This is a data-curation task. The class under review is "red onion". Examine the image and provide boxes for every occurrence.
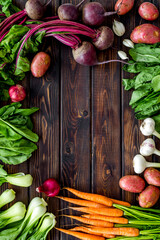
[36,178,60,197]
[9,84,26,102]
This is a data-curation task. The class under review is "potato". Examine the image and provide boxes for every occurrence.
[115,0,134,15]
[119,175,145,193]
[31,52,51,78]
[130,24,160,44]
[138,2,159,21]
[144,168,160,186]
[139,185,160,208]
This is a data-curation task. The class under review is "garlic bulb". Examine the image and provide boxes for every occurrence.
[140,118,160,139]
[133,154,160,174]
[140,138,160,156]
[112,20,125,37]
[123,39,134,48]
[118,51,128,60]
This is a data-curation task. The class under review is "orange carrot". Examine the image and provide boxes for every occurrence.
[110,198,131,207]
[70,226,116,238]
[82,214,128,224]
[69,206,124,217]
[83,226,140,237]
[64,215,114,227]
[56,196,106,208]
[56,228,105,240]
[64,187,113,206]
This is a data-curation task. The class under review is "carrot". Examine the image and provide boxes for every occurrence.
[110,198,131,207]
[64,187,113,206]
[56,196,106,208]
[82,214,128,224]
[70,226,116,238]
[55,228,105,240]
[64,215,114,227]
[83,226,140,237]
[69,206,124,217]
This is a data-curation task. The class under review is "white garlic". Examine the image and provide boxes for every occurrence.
[140,138,160,156]
[118,51,128,60]
[123,39,134,48]
[112,20,125,37]
[140,118,160,139]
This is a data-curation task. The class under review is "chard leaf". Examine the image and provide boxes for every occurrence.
[0,0,20,17]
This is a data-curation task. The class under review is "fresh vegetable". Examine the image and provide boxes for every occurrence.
[144,168,160,187]
[130,24,160,44]
[115,0,134,15]
[0,102,39,164]
[31,52,51,78]
[92,26,114,50]
[25,0,50,20]
[0,164,33,187]
[58,0,85,21]
[123,39,134,48]
[56,228,106,240]
[64,215,114,227]
[82,214,128,224]
[69,206,124,216]
[9,84,26,102]
[82,2,116,26]
[140,118,160,138]
[119,175,145,193]
[138,185,160,208]
[140,138,160,157]
[112,20,125,37]
[70,226,115,238]
[133,154,160,174]
[138,2,159,21]
[36,178,60,197]
[118,51,129,60]
[0,189,16,208]
[57,196,106,207]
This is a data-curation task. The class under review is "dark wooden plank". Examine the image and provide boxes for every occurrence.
[91,0,121,200]
[60,1,91,238]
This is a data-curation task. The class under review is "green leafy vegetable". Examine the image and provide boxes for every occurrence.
[0,189,15,208]
[0,0,20,17]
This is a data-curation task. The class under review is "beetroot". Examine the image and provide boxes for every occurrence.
[82,2,116,26]
[25,0,51,20]
[9,85,26,102]
[93,26,114,50]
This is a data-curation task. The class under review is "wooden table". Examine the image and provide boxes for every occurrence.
[4,0,159,239]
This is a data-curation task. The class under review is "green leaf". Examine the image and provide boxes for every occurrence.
[0,0,20,17]
[129,85,152,106]
[152,75,160,92]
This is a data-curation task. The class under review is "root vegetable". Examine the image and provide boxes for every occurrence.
[144,168,160,187]
[119,175,145,193]
[93,26,114,50]
[82,214,128,224]
[115,0,134,15]
[31,52,51,78]
[82,2,116,26]
[138,2,159,21]
[58,0,85,21]
[36,178,60,197]
[9,85,26,102]
[25,0,51,20]
[139,185,160,208]
[130,24,160,44]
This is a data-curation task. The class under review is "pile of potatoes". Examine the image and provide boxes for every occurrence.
[119,168,160,208]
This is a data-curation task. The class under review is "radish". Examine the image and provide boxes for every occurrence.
[9,85,26,102]
[82,2,117,26]
[58,0,86,21]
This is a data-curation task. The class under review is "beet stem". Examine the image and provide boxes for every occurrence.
[43,0,52,7]
[95,60,131,65]
[76,0,86,8]
[104,11,117,17]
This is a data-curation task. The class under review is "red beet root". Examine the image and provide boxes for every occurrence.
[36,178,60,197]
[9,84,26,102]
[93,26,114,50]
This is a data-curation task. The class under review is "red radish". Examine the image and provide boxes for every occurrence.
[82,2,117,26]
[138,2,159,21]
[115,0,134,15]
[93,26,114,50]
[72,41,129,66]
[9,85,26,102]
[31,52,51,78]
[36,178,60,197]
[139,185,160,208]
[130,24,160,44]
[58,0,86,21]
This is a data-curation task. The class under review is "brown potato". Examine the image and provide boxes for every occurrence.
[144,168,160,187]
[139,185,160,208]
[31,52,51,78]
[119,175,145,193]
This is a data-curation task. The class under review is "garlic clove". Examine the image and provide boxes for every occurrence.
[118,51,129,60]
[123,39,134,48]
[112,20,125,37]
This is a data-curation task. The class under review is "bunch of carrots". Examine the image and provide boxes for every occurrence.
[55,188,139,240]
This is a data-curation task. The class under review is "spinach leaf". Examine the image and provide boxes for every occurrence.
[129,85,152,107]
[123,77,136,90]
